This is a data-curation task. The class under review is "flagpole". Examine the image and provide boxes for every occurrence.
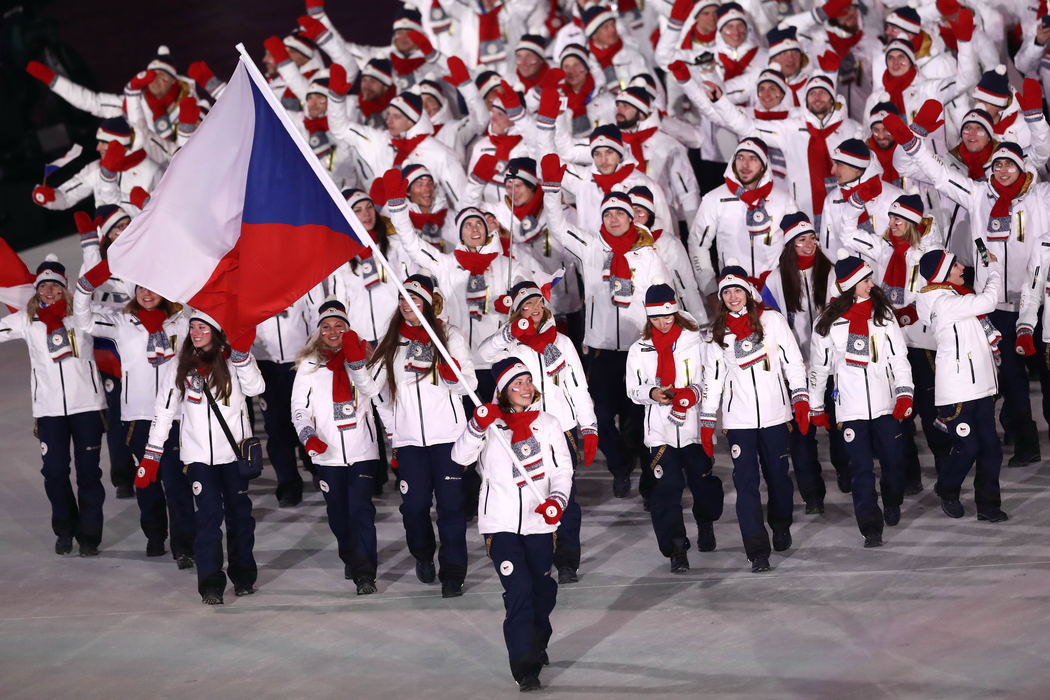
[234,45,551,504]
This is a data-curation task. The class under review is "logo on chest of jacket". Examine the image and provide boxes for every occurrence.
[500,560,514,576]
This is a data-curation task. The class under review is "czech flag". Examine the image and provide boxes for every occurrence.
[107,52,368,341]
[0,237,36,312]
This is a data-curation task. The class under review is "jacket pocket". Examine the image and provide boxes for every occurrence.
[483,479,490,515]
[727,381,734,413]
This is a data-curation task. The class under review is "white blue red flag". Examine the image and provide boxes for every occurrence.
[107,55,367,340]
[43,144,83,180]
[0,237,36,312]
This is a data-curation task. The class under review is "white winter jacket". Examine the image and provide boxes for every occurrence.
[41,158,163,212]
[253,289,324,364]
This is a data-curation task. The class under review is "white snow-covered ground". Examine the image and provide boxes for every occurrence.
[2,236,1049,699]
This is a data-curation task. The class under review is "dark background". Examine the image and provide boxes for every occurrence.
[1,0,397,251]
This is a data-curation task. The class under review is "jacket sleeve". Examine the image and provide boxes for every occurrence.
[688,195,719,295]
[699,341,726,425]
[1026,105,1050,172]
[290,365,318,445]
[276,60,310,102]
[546,419,573,509]
[626,342,661,405]
[451,418,486,466]
[436,146,470,211]
[808,329,833,413]
[349,362,383,399]
[389,201,455,269]
[51,75,125,118]
[934,262,1003,320]
[560,338,597,431]
[443,325,479,395]
[772,312,808,403]
[542,189,596,264]
[47,163,97,210]
[146,361,180,458]
[885,320,914,397]
[72,283,122,338]
[897,137,979,209]
[1018,242,1049,332]
[838,194,885,264]
[477,325,512,364]
[661,235,706,322]
[668,143,701,225]
[234,353,266,397]
[0,312,26,344]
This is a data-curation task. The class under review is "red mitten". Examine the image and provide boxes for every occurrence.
[1016,332,1036,356]
[382,168,407,202]
[305,436,328,456]
[537,67,566,91]
[26,60,56,86]
[178,96,200,126]
[882,113,916,146]
[668,60,691,83]
[369,176,388,207]
[74,211,97,236]
[297,15,328,42]
[669,0,694,24]
[32,184,55,205]
[893,395,914,420]
[130,186,150,210]
[438,357,461,383]
[100,141,128,173]
[443,56,471,87]
[472,403,502,431]
[406,30,435,59]
[472,153,499,183]
[937,0,961,14]
[856,177,883,203]
[305,0,325,14]
[820,0,852,19]
[1018,78,1044,117]
[583,430,598,466]
[895,304,917,327]
[817,50,842,72]
[794,400,811,435]
[390,448,398,471]
[264,36,291,64]
[329,63,351,96]
[497,80,522,114]
[671,385,700,410]
[950,7,974,42]
[700,425,714,457]
[187,61,217,89]
[344,332,369,363]
[84,260,111,289]
[135,456,160,489]
[537,84,562,125]
[510,316,533,339]
[540,153,566,188]
[535,498,563,525]
[811,412,832,429]
[912,99,944,135]
[128,69,156,91]
[231,327,257,353]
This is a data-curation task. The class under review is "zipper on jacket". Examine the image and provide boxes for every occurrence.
[484,478,490,515]
[863,367,872,420]
[727,380,734,413]
[968,353,975,383]
[59,363,68,416]
[369,289,377,339]
[615,307,621,350]
[125,371,129,404]
[953,325,960,368]
[415,380,427,446]
[88,361,97,393]
[517,486,523,535]
[589,296,595,329]
[276,314,285,362]
[448,393,459,422]
[33,369,38,402]
[750,369,760,426]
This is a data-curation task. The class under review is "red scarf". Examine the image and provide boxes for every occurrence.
[599,224,639,282]
[938,23,958,53]
[682,27,716,49]
[359,84,396,119]
[589,37,623,69]
[517,62,549,92]
[725,309,759,339]
[390,51,426,77]
[593,163,636,194]
[883,234,912,294]
[797,253,816,270]
[137,308,168,334]
[303,116,329,133]
[843,298,873,361]
[651,322,682,386]
[993,111,1019,136]
[827,29,863,57]
[325,346,355,404]
[621,128,657,169]
[650,227,664,241]
[358,226,380,261]
[478,5,503,64]
[502,409,539,442]
[881,66,917,116]
[37,301,67,334]
[725,176,773,208]
[391,133,428,166]
[719,47,758,81]
[488,132,522,161]
[409,209,448,230]
[991,174,1025,219]
[956,142,993,180]
[144,82,181,121]
[508,190,543,220]
[869,137,900,182]
[454,250,498,275]
[787,79,806,107]
[517,318,559,356]
[755,108,789,120]
[564,73,596,118]
[806,122,838,214]
[399,320,431,343]
[117,149,148,171]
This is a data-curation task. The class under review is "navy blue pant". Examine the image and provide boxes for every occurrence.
[904,348,953,480]
[102,371,134,489]
[553,430,582,571]
[127,420,195,557]
[186,462,257,596]
[317,461,378,581]
[726,424,793,560]
[989,311,1037,435]
[585,349,644,477]
[257,361,303,503]
[789,380,847,499]
[397,443,468,583]
[37,411,106,548]
[487,531,557,682]
[936,397,1003,512]
[648,442,724,557]
[841,415,906,536]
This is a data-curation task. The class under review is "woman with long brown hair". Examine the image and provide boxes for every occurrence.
[809,253,914,548]
[75,257,194,567]
[138,310,264,605]
[0,256,107,557]
[699,262,810,573]
[368,272,477,598]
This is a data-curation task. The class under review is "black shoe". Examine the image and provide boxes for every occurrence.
[234,585,256,597]
[55,536,73,555]
[805,497,824,515]
[1007,448,1041,468]
[79,544,99,557]
[884,506,901,527]
[772,529,792,552]
[642,497,651,512]
[518,675,541,692]
[540,651,549,666]
[176,554,195,570]
[863,532,883,548]
[115,485,135,499]
[836,472,852,494]
[751,555,771,573]
[441,581,463,598]
[416,560,436,584]
[670,551,689,574]
[201,590,224,605]
[146,539,167,557]
[977,508,1009,523]
[941,498,964,519]
[904,479,924,496]
[277,497,301,508]
[612,474,630,498]
[557,566,578,584]
[344,564,353,580]
[696,522,716,552]
[356,578,378,595]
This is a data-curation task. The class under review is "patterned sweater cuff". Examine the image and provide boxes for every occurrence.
[297,426,318,445]
[230,349,250,365]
